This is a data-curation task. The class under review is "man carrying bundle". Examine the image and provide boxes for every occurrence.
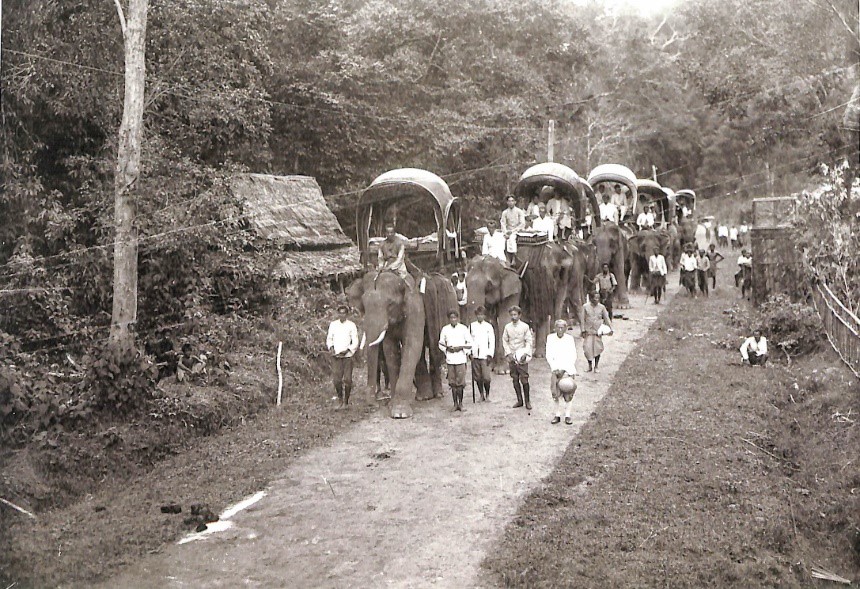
[546,319,578,425]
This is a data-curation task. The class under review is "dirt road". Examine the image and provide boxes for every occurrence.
[102,281,676,589]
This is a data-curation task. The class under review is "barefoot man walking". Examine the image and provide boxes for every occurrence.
[546,319,578,425]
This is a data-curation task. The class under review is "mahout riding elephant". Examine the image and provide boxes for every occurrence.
[463,255,522,373]
[590,221,630,308]
[627,228,671,291]
[347,270,456,418]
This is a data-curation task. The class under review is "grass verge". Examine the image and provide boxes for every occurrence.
[482,276,859,588]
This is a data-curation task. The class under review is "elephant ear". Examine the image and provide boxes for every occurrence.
[346,277,365,314]
[500,268,522,301]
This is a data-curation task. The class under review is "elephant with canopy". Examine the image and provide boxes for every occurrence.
[628,178,674,290]
[588,164,639,308]
[503,163,601,356]
[350,169,460,419]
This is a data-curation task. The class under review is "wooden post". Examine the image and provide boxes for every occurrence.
[547,120,555,163]
[109,0,148,354]
[276,341,283,406]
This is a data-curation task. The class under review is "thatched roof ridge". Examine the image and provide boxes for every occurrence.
[232,173,351,248]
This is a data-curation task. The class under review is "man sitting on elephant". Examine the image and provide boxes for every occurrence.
[482,219,507,263]
[501,195,527,265]
[378,223,410,283]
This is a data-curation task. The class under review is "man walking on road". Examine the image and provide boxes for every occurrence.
[648,250,668,304]
[706,243,724,290]
[326,305,360,410]
[502,306,534,410]
[546,319,578,425]
[469,306,495,401]
[594,263,617,318]
[580,291,612,373]
[439,310,473,411]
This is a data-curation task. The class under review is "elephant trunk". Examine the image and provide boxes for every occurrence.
[464,275,489,324]
[363,319,388,393]
[586,187,601,228]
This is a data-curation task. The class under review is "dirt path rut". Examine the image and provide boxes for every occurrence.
[103,282,676,589]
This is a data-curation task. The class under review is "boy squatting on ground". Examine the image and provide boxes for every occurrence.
[439,310,473,411]
[326,305,360,409]
[503,305,534,410]
[546,319,578,425]
[740,329,768,367]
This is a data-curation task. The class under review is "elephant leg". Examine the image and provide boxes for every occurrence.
[614,252,630,308]
[390,292,426,419]
[366,346,384,399]
[428,346,445,399]
[382,338,401,403]
[414,346,435,401]
[534,315,549,358]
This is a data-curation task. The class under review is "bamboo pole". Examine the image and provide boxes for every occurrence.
[276,341,283,406]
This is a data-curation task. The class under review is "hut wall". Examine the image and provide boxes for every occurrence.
[750,227,800,306]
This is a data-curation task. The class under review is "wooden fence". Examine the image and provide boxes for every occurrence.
[811,282,860,378]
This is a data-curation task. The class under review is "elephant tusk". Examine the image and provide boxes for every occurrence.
[367,329,387,348]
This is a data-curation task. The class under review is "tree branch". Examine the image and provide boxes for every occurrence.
[113,0,128,38]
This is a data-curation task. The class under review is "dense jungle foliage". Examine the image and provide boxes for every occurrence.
[1,0,858,439]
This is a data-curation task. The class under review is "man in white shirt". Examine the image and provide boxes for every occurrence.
[612,184,628,220]
[729,226,740,250]
[546,187,573,241]
[531,203,555,241]
[482,220,507,263]
[679,245,699,295]
[439,310,473,411]
[717,224,729,247]
[740,329,768,366]
[451,270,468,308]
[648,252,668,304]
[469,306,495,401]
[500,196,526,263]
[735,248,752,287]
[636,205,656,230]
[546,319,578,425]
[599,193,620,225]
[326,305,360,409]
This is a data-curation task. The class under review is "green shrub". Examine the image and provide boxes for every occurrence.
[755,294,824,357]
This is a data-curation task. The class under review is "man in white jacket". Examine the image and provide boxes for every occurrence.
[326,305,360,409]
[546,319,578,425]
[439,310,473,411]
[469,306,495,401]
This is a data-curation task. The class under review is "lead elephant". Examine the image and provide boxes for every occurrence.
[679,218,697,249]
[590,222,630,308]
[347,270,456,418]
[667,222,681,270]
[463,256,522,373]
[628,228,670,291]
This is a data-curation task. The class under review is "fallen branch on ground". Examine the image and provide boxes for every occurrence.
[739,438,799,470]
[0,497,37,519]
[810,564,852,584]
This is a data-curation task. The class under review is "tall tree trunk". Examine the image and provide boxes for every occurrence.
[110,0,148,354]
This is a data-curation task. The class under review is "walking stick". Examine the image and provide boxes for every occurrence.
[471,359,476,403]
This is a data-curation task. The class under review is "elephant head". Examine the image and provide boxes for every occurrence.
[679,218,697,246]
[348,271,428,418]
[631,228,668,260]
[464,256,521,372]
[464,256,521,322]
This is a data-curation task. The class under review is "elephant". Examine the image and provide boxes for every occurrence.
[347,270,456,418]
[667,222,681,270]
[590,221,630,308]
[463,255,522,373]
[627,228,671,291]
[679,218,698,249]
[517,241,594,357]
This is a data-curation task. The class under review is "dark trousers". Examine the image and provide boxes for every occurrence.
[749,353,768,366]
[331,356,354,389]
[697,270,709,295]
[600,291,614,319]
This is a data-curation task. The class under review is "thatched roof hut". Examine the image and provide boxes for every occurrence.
[231,174,360,281]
